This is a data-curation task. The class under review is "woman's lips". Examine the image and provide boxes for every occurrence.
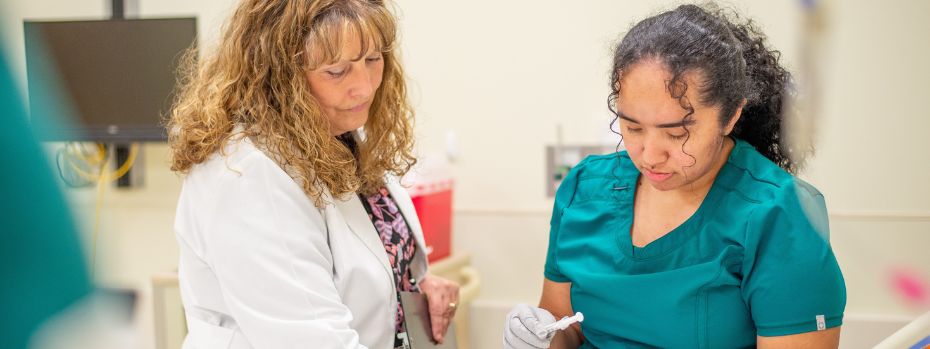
[346,101,369,112]
[643,169,673,182]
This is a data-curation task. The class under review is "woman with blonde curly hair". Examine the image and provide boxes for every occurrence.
[168,0,459,348]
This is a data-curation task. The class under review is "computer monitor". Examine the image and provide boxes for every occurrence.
[24,17,196,141]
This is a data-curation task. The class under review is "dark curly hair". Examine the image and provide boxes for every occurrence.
[608,3,803,173]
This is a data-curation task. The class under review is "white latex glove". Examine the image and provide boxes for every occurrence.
[502,304,558,349]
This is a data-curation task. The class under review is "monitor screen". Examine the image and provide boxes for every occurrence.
[24,18,196,141]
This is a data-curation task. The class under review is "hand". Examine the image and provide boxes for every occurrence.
[503,304,557,349]
[417,273,460,344]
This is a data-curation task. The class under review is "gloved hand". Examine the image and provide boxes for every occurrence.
[502,304,558,349]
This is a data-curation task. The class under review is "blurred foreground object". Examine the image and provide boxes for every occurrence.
[0,36,92,348]
[29,289,138,349]
[783,0,830,167]
[874,311,930,349]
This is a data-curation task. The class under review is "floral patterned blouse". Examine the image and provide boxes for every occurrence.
[359,187,420,344]
[339,132,421,346]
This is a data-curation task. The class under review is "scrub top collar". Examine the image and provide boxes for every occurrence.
[612,139,749,260]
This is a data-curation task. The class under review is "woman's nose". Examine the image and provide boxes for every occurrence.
[347,66,374,99]
[640,136,668,168]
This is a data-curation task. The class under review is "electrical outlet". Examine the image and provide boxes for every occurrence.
[545,144,616,197]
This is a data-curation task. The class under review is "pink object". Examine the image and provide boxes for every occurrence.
[890,267,930,308]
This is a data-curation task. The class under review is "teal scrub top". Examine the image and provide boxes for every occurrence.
[544,139,846,348]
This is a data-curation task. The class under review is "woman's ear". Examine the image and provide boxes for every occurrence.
[724,98,747,136]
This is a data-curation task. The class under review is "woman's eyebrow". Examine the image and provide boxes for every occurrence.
[656,119,695,128]
[619,111,694,128]
[618,112,640,124]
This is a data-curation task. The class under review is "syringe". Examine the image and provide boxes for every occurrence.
[534,312,584,337]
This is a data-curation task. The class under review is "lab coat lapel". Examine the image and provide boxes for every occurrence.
[346,129,428,278]
[385,179,430,279]
[333,194,392,279]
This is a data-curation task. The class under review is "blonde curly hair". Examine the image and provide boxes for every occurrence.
[168,0,415,207]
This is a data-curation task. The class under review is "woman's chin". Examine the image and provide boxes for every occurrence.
[643,176,681,191]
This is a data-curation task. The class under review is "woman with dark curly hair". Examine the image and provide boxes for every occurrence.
[504,4,845,348]
[168,0,458,348]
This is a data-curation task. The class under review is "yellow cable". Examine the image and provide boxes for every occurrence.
[91,153,107,280]
[63,143,106,181]
[65,142,107,168]
[105,143,139,182]
[65,143,140,182]
[78,142,107,165]
[66,157,104,181]
[64,143,140,280]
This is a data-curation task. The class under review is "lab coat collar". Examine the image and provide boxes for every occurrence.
[384,178,430,280]
[335,128,429,282]
[331,178,430,284]
[332,192,393,279]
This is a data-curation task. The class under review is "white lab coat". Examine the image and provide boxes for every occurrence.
[173,134,429,349]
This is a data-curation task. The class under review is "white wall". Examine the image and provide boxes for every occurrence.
[803,0,930,215]
[2,0,928,348]
[401,0,802,213]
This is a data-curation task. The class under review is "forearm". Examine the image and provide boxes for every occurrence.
[539,279,580,349]
[548,326,582,349]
